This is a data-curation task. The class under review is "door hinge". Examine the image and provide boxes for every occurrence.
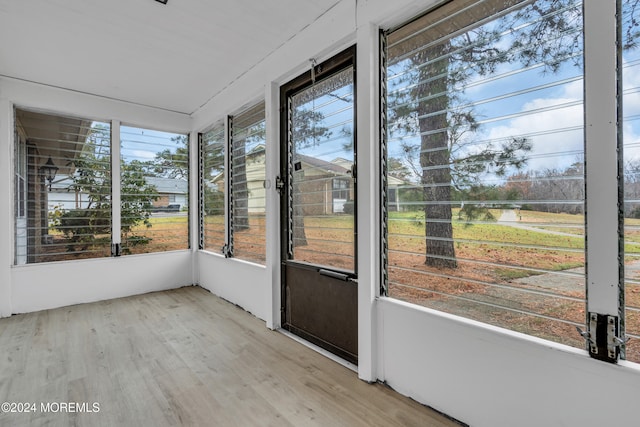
[275,176,286,194]
[576,313,629,363]
[221,244,232,258]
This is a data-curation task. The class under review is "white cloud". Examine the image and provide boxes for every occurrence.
[124,149,156,162]
[483,80,584,172]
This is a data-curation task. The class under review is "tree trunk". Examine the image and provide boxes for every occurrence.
[292,177,307,247]
[415,43,457,269]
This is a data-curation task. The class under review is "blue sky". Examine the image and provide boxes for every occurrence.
[385,1,589,186]
[119,126,187,164]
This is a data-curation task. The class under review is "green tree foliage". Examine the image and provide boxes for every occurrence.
[388,157,412,181]
[233,117,265,231]
[56,125,158,254]
[386,0,592,268]
[154,135,189,179]
[291,104,333,246]
[202,139,225,217]
[120,160,159,251]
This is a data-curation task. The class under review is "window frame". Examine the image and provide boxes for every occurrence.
[13,109,191,264]
[379,0,626,363]
[203,101,267,264]
[228,99,267,265]
[13,107,114,264]
[198,120,227,253]
[118,124,190,255]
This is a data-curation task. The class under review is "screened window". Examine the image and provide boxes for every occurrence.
[622,0,640,363]
[286,65,357,272]
[14,108,112,263]
[201,122,226,252]
[229,103,266,264]
[383,0,585,348]
[120,126,189,254]
[333,178,350,203]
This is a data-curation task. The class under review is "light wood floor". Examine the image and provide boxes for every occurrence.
[0,286,460,427]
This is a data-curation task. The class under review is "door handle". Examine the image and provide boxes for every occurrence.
[319,269,351,281]
[347,164,356,183]
[275,176,285,194]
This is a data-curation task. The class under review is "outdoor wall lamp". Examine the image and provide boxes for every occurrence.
[40,156,58,191]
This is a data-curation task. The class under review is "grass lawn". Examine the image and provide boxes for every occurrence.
[42,208,640,362]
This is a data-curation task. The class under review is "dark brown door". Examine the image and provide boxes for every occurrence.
[280,47,358,364]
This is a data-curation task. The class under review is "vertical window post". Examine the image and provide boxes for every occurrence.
[111,120,121,256]
[224,115,233,257]
[583,0,625,361]
[198,132,205,250]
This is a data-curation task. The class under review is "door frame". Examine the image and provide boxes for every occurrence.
[279,46,358,363]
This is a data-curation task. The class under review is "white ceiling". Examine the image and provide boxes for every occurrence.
[0,0,341,115]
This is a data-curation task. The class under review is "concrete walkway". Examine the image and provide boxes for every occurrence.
[513,267,584,293]
[496,209,640,287]
[497,209,582,238]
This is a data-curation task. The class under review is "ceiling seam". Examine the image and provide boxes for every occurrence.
[190,0,345,117]
[0,74,192,117]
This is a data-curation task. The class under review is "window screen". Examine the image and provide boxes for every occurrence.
[14,109,112,264]
[230,103,266,264]
[383,0,585,348]
[120,126,189,254]
[201,121,226,252]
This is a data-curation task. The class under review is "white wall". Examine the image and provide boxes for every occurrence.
[197,252,267,321]
[0,76,194,316]
[1,77,192,133]
[11,252,192,314]
[379,298,640,427]
[0,98,13,317]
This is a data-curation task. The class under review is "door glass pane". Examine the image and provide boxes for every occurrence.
[384,0,585,348]
[289,67,355,272]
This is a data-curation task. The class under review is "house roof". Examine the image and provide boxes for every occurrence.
[16,109,92,177]
[146,177,188,194]
[295,154,350,175]
[50,175,188,194]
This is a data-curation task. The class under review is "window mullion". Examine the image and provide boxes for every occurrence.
[198,133,205,250]
[583,0,623,353]
[111,120,122,255]
[225,115,233,257]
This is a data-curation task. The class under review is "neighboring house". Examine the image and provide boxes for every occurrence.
[14,110,91,264]
[210,146,359,216]
[386,174,406,212]
[48,175,189,212]
[209,147,407,215]
[48,175,90,211]
[209,145,268,214]
[294,153,353,215]
[145,176,188,210]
